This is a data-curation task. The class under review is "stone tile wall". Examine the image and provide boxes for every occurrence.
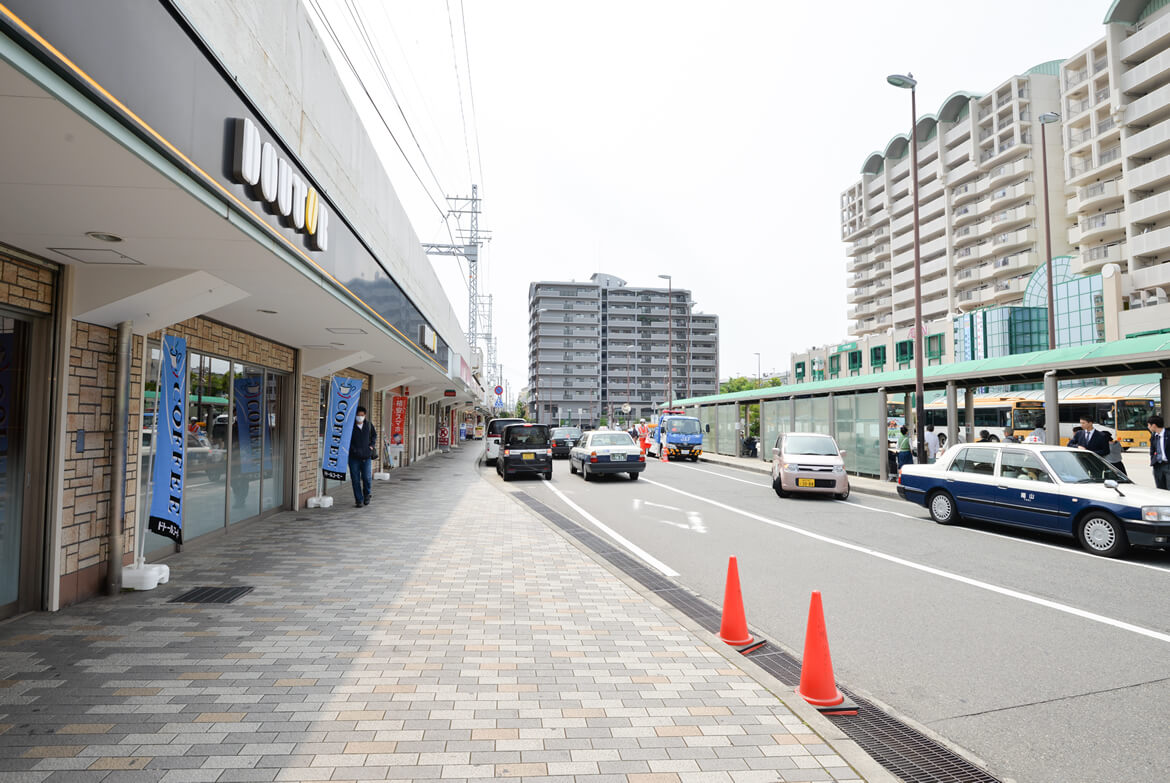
[152,317,295,373]
[295,368,377,506]
[0,253,53,315]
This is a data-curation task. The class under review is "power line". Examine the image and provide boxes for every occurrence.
[304,0,449,220]
[459,0,485,191]
[446,0,475,185]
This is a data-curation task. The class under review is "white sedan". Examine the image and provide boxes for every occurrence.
[569,431,646,481]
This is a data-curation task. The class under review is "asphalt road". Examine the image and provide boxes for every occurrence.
[492,456,1170,783]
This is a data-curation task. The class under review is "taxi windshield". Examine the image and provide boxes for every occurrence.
[1042,450,1132,484]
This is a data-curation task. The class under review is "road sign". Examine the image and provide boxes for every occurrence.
[494,385,503,395]
[493,399,504,409]
[621,403,631,414]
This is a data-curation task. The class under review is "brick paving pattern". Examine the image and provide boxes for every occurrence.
[0,448,869,782]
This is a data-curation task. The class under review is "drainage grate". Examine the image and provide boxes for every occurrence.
[168,586,254,604]
[513,488,1003,783]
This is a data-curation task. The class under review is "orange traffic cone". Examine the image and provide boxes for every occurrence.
[719,556,753,646]
[659,444,668,462]
[795,591,857,715]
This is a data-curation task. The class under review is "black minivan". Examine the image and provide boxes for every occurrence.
[497,423,553,481]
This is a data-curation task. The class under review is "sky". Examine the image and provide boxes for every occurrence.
[308,0,1111,398]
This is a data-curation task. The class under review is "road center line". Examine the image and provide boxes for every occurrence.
[541,481,680,577]
[641,476,1170,645]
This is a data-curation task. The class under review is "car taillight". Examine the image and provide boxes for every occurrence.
[590,451,598,463]
[503,449,510,456]
[638,454,645,462]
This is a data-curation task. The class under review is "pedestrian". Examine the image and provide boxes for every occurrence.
[977,429,992,443]
[896,425,913,471]
[1104,432,1128,477]
[936,431,948,456]
[1070,416,1110,459]
[1027,417,1046,444]
[1149,415,1169,490]
[924,425,940,464]
[348,405,377,508]
[1002,427,1019,443]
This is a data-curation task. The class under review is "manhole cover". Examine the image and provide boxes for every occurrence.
[168,586,254,604]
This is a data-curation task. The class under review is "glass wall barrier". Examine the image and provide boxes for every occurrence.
[812,396,832,435]
[700,406,715,452]
[762,400,785,458]
[795,398,813,432]
[855,392,883,476]
[716,404,738,455]
[833,395,857,473]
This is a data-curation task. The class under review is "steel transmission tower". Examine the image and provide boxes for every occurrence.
[423,184,491,363]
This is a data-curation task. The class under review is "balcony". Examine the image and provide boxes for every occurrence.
[1072,242,1126,275]
[873,243,891,260]
[1076,178,1121,212]
[988,252,1036,279]
[990,179,1035,205]
[1120,7,1170,62]
[988,156,1034,189]
[990,206,1032,230]
[1067,125,1093,148]
[992,227,1036,253]
[1065,69,1087,90]
[1098,145,1121,167]
[1122,81,1170,128]
[1131,189,1170,225]
[1129,224,1170,259]
[952,243,982,268]
[1079,211,1123,243]
[988,276,1027,304]
[1126,155,1170,192]
[1125,115,1170,161]
[1067,96,1092,116]
[952,202,978,226]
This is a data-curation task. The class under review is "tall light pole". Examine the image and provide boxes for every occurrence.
[1039,111,1061,350]
[754,352,761,389]
[658,274,673,409]
[888,72,926,465]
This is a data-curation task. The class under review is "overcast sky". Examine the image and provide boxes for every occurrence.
[309,0,1110,396]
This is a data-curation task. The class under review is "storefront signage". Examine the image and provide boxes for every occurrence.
[834,342,858,353]
[231,118,329,252]
[321,377,363,480]
[390,395,408,445]
[148,335,188,544]
[443,389,456,397]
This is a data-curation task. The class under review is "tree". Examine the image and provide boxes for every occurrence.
[515,400,526,419]
[720,375,784,395]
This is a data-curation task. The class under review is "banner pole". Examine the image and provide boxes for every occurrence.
[139,330,166,566]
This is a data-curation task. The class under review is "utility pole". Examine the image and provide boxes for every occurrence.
[423,184,492,369]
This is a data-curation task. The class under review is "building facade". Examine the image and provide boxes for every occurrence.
[0,1,484,618]
[528,273,718,426]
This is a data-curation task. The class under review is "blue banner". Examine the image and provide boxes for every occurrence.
[322,376,363,481]
[149,336,187,543]
[233,375,264,475]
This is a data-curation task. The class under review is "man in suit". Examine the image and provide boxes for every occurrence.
[1150,415,1169,490]
[1070,416,1110,459]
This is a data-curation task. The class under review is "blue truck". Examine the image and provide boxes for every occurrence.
[651,410,704,461]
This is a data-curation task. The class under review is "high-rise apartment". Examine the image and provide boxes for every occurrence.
[528,273,719,426]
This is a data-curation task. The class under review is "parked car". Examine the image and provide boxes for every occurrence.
[770,432,850,500]
[550,426,583,458]
[569,430,645,481]
[140,430,226,481]
[897,442,1170,558]
[484,417,526,466]
[496,423,552,481]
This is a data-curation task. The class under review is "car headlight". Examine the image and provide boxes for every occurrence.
[783,462,797,472]
[832,465,845,475]
[1142,506,1170,523]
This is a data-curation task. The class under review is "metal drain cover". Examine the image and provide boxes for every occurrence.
[168,586,254,604]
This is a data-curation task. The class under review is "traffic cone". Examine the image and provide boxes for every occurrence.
[719,556,753,646]
[659,444,668,462]
[795,591,857,715]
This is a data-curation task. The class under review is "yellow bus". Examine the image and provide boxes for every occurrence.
[1009,384,1161,450]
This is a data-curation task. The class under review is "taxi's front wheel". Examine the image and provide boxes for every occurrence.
[1078,511,1129,558]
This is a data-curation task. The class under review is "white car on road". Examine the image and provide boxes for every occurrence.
[569,431,646,481]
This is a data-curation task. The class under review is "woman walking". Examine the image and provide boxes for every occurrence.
[1105,432,1128,476]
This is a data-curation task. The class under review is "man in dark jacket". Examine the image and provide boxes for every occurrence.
[1070,416,1110,458]
[348,406,378,507]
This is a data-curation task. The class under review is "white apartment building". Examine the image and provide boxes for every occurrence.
[528,273,719,426]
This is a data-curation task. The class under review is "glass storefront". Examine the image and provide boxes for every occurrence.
[0,317,30,614]
[141,342,290,556]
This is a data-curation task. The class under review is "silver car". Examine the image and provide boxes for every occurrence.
[770,432,849,500]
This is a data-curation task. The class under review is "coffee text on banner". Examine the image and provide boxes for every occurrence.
[233,375,264,475]
[322,377,363,481]
[149,335,187,543]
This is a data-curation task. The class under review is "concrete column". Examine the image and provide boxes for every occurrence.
[106,320,132,596]
[878,387,888,483]
[945,381,958,452]
[964,387,975,444]
[1045,371,1060,446]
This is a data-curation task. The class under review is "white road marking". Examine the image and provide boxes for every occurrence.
[643,500,682,511]
[641,477,1170,646]
[672,462,772,487]
[542,481,679,577]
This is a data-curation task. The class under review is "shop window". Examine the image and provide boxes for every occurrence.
[926,334,945,365]
[895,339,914,369]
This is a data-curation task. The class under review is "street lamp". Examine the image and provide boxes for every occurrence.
[1039,111,1061,351]
[754,352,761,389]
[658,274,673,409]
[887,72,926,465]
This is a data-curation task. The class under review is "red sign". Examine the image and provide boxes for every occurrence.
[390,395,408,445]
[439,426,451,446]
[444,389,456,397]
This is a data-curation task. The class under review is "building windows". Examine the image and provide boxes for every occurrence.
[870,345,886,372]
[926,334,944,365]
[795,361,806,382]
[895,340,914,368]
[848,350,863,376]
[829,354,841,378]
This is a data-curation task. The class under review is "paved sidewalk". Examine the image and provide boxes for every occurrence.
[695,453,899,500]
[1,447,887,783]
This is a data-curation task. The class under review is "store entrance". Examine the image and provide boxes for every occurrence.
[0,313,49,620]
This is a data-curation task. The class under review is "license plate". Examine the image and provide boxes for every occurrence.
[797,478,816,487]
[522,453,534,461]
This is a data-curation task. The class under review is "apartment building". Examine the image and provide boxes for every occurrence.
[528,273,719,426]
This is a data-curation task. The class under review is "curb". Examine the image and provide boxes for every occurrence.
[485,471,899,783]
